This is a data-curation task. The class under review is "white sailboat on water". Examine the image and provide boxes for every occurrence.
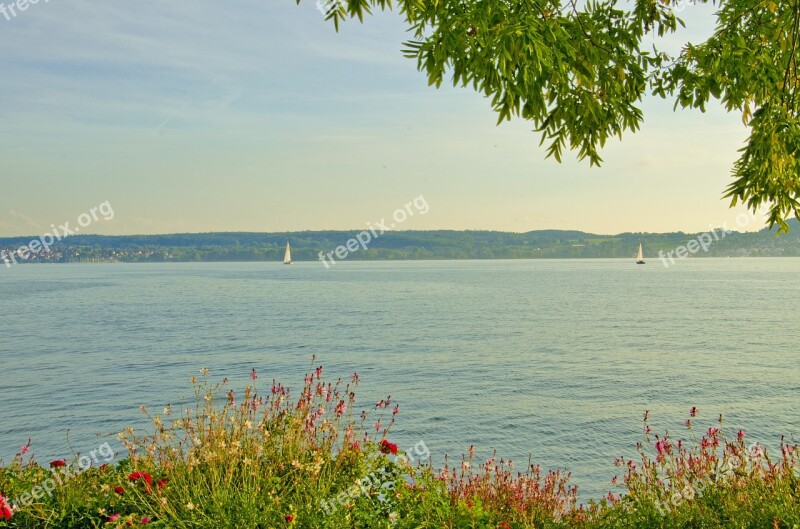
[283,242,293,265]
[635,243,645,265]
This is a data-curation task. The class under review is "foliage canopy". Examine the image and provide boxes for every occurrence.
[300,0,800,231]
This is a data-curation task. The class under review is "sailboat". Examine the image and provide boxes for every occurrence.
[283,242,293,265]
[635,243,645,265]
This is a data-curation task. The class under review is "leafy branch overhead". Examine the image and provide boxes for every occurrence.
[298,0,800,232]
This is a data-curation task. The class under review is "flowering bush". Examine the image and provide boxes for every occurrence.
[1,364,798,529]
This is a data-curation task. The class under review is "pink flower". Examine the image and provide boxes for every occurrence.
[738,430,746,442]
[250,368,258,380]
[108,513,121,523]
[690,406,698,417]
[140,517,151,524]
[334,401,347,417]
[50,459,67,468]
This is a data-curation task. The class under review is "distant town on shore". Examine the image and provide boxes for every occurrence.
[1,221,799,265]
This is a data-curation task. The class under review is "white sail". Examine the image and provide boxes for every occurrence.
[636,243,644,262]
[283,242,292,264]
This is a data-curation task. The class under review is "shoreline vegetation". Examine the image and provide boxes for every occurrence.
[1,363,798,528]
[1,220,800,265]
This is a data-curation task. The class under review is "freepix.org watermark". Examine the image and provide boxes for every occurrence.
[6,442,116,513]
[1,201,115,269]
[657,209,761,268]
[653,442,767,516]
[315,0,341,16]
[318,195,429,268]
[0,0,50,22]
[319,439,430,516]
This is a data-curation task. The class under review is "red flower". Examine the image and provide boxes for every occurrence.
[114,486,125,495]
[157,478,169,490]
[129,472,153,486]
[50,459,67,468]
[379,439,399,455]
[108,513,121,522]
[141,517,151,524]
[690,406,698,417]
[129,471,153,493]
[0,494,13,520]
[251,368,258,380]
[498,523,511,529]
[285,514,294,523]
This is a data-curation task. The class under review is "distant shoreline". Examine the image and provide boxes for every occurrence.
[1,224,798,266]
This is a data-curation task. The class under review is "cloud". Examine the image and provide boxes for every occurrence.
[8,210,40,229]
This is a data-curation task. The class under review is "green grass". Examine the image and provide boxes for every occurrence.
[1,363,798,528]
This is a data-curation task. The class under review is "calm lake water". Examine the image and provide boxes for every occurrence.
[1,259,799,501]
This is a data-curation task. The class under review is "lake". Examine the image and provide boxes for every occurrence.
[1,258,798,501]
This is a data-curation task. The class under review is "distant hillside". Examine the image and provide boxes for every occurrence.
[1,220,799,264]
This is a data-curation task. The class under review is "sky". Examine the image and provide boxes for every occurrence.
[0,0,768,236]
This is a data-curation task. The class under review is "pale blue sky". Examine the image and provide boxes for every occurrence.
[0,1,764,236]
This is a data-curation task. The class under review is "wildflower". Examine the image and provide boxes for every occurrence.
[129,471,153,493]
[285,514,295,523]
[141,517,151,524]
[251,368,258,380]
[50,459,67,468]
[157,479,169,490]
[392,404,400,415]
[499,523,511,529]
[708,427,720,436]
[335,401,347,417]
[0,494,13,520]
[201,368,209,376]
[388,512,399,523]
[186,502,195,510]
[114,486,125,495]
[690,406,698,417]
[738,430,746,442]
[20,441,30,455]
[108,514,121,523]
[380,440,399,455]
